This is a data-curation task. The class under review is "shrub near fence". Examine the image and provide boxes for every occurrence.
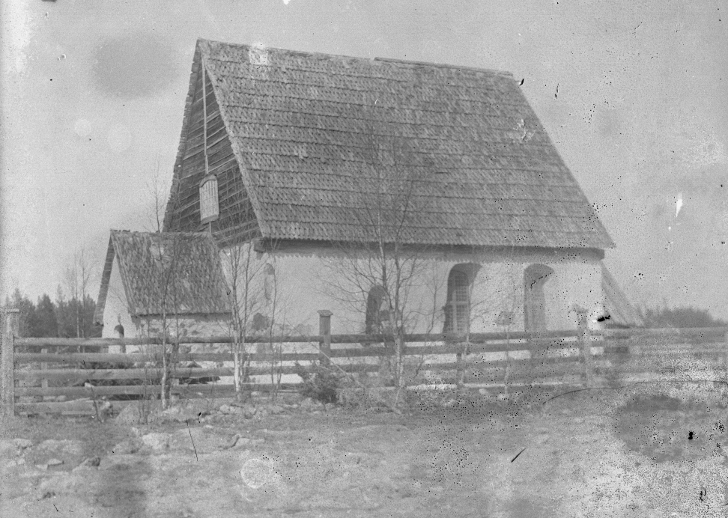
[1,307,727,416]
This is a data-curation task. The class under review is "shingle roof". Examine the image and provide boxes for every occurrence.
[94,231,231,321]
[170,39,613,249]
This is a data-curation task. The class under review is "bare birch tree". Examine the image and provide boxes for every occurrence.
[322,129,436,393]
[223,242,270,401]
[64,248,94,339]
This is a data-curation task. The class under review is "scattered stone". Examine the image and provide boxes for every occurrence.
[299,398,324,410]
[76,456,101,469]
[38,472,84,496]
[535,434,550,445]
[163,400,215,422]
[115,404,153,425]
[240,457,279,489]
[99,455,144,471]
[169,427,233,453]
[37,439,84,456]
[241,403,257,418]
[233,437,252,448]
[267,404,286,415]
[110,438,143,455]
[141,432,170,451]
[0,440,22,459]
[224,434,241,449]
[14,438,33,450]
[4,458,25,468]
[219,404,245,415]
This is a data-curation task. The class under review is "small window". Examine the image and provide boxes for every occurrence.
[199,175,219,223]
[263,263,276,303]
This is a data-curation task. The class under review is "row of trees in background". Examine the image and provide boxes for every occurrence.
[5,289,100,338]
[638,305,726,329]
[5,248,99,338]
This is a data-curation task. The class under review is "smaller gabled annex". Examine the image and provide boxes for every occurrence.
[94,230,232,348]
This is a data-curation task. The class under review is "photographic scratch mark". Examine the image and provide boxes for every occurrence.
[187,423,199,461]
[675,193,683,217]
[511,447,526,462]
[554,83,559,99]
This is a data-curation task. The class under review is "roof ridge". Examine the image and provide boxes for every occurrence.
[110,229,215,239]
[197,38,513,78]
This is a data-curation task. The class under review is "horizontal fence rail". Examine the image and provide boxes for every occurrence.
[1,306,727,416]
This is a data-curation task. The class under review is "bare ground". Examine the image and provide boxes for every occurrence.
[2,384,728,517]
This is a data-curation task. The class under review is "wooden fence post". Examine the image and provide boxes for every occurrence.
[41,348,48,393]
[318,310,332,364]
[1,308,19,417]
[725,330,728,377]
[581,325,594,388]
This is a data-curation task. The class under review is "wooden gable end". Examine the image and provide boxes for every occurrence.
[166,53,260,247]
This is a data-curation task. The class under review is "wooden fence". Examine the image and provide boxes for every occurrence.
[1,307,727,416]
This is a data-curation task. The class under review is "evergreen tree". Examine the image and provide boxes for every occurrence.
[6,288,35,337]
[639,305,727,328]
[28,294,58,337]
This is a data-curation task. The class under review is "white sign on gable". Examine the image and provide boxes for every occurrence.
[200,175,219,224]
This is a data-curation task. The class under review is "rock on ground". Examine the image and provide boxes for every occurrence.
[141,432,170,451]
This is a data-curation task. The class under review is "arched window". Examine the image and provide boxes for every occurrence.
[443,264,479,335]
[365,285,389,335]
[524,264,554,332]
[263,263,275,304]
[113,324,125,338]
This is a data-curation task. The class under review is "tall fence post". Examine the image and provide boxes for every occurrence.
[318,310,332,364]
[581,324,594,388]
[725,330,728,377]
[1,308,19,417]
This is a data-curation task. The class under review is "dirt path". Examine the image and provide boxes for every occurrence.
[2,388,727,517]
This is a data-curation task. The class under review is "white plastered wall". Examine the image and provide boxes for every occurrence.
[220,244,604,336]
[102,255,136,343]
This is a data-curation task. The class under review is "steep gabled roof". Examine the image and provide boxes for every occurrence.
[166,39,613,249]
[94,230,231,322]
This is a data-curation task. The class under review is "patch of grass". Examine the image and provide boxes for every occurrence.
[613,393,726,463]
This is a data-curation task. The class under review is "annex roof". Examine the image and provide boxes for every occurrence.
[94,230,231,321]
[167,39,614,249]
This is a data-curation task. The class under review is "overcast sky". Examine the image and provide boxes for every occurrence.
[1,0,726,319]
